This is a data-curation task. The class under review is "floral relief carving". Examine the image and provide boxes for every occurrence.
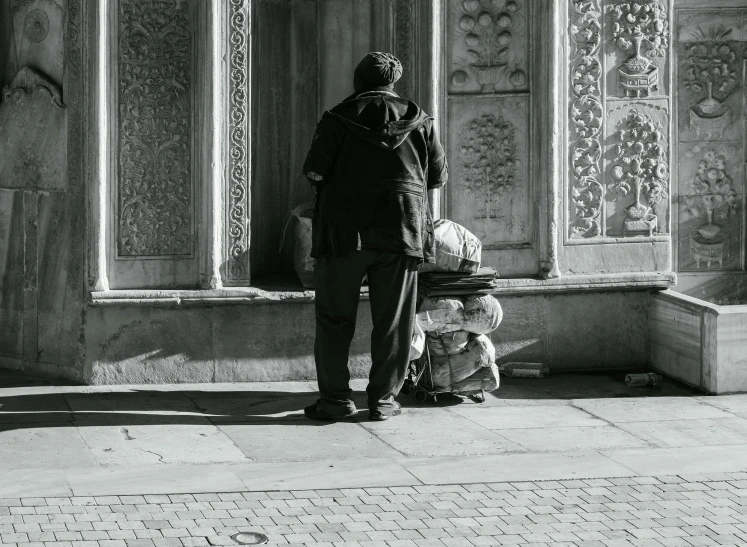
[609,0,668,98]
[682,147,738,268]
[226,0,250,281]
[457,113,525,236]
[118,0,192,257]
[450,0,527,92]
[569,0,603,238]
[682,26,739,140]
[609,108,668,236]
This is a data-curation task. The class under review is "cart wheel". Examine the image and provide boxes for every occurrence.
[412,388,428,403]
[468,390,486,403]
[401,379,414,395]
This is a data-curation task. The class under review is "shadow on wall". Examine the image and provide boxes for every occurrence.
[83,290,654,384]
[85,302,376,384]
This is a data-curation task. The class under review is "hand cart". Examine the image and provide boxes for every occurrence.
[401,345,486,404]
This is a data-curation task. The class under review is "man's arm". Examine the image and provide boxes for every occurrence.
[302,114,345,188]
[425,119,448,219]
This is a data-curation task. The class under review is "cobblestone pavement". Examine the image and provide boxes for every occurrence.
[5,474,747,547]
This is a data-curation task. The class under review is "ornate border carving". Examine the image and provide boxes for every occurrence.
[225,0,250,282]
[568,0,604,239]
[66,0,82,197]
[394,0,415,100]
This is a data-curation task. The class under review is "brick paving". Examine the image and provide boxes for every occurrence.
[4,474,747,547]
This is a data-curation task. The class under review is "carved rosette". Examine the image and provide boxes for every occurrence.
[394,0,415,100]
[225,0,250,282]
[117,0,192,257]
[569,0,603,238]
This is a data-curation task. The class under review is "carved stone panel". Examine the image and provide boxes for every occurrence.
[677,12,744,143]
[447,95,531,249]
[568,0,673,243]
[604,100,670,237]
[117,0,193,258]
[0,66,66,191]
[677,144,743,271]
[674,8,747,273]
[9,0,65,86]
[448,0,529,94]
[604,0,669,99]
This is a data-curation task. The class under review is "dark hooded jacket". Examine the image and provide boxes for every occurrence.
[302,90,448,262]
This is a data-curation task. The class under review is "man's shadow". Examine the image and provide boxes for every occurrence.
[0,387,463,432]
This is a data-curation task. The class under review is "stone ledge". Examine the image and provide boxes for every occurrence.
[89,286,370,307]
[89,271,675,307]
[490,271,676,296]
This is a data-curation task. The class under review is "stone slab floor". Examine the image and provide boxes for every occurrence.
[3,369,747,546]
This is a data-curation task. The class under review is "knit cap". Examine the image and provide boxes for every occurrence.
[354,52,403,88]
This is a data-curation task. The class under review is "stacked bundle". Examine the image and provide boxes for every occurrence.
[419,267,499,297]
[416,295,502,393]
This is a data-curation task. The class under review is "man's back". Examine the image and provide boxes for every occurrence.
[303,90,447,262]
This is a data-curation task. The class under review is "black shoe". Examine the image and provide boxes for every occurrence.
[369,401,402,422]
[304,399,357,421]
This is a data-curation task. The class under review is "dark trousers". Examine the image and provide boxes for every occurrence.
[314,250,418,412]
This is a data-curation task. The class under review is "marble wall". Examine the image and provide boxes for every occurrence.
[674,7,747,274]
[0,1,86,381]
[446,0,540,277]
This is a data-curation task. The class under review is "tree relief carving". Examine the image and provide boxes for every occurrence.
[118,0,193,257]
[681,147,739,269]
[449,0,528,93]
[609,108,668,237]
[569,0,603,239]
[682,26,739,140]
[608,0,668,98]
[457,113,525,237]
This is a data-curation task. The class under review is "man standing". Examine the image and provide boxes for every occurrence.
[302,52,448,422]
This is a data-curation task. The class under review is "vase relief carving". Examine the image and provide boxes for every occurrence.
[609,108,669,237]
[681,147,739,269]
[449,0,528,93]
[568,0,603,238]
[682,26,739,141]
[608,0,668,98]
[117,0,193,257]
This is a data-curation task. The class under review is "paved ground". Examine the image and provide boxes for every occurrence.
[5,476,747,546]
[3,370,747,546]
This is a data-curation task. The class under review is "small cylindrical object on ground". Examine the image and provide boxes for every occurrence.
[625,372,662,387]
[499,362,550,378]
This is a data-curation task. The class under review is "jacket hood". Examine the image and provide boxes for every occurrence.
[327,91,430,150]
